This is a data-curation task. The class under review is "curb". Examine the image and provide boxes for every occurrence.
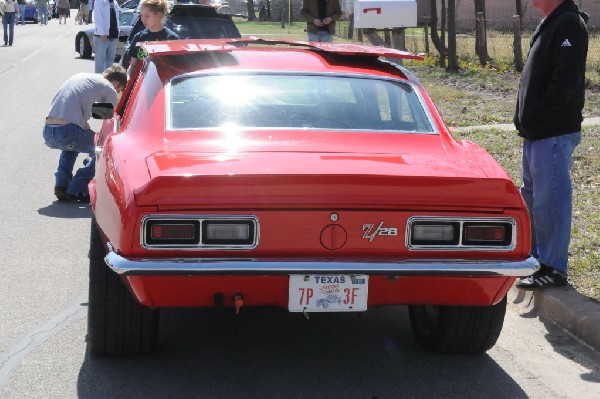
[508,283,600,352]
[452,116,600,133]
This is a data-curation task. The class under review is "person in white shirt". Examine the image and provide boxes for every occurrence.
[93,0,120,73]
[1,0,18,46]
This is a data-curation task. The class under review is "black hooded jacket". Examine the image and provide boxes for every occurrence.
[514,0,589,140]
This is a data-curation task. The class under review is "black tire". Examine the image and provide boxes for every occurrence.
[87,217,160,355]
[77,33,92,59]
[408,296,507,353]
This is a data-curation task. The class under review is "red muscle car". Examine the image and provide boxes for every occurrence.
[88,38,538,356]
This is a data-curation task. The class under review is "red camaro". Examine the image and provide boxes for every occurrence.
[88,38,538,355]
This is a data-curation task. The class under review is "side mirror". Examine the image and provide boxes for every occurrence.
[92,102,115,119]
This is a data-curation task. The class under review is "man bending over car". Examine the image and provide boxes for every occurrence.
[43,64,128,203]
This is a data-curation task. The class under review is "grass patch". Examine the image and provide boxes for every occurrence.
[410,62,519,127]
[235,19,307,40]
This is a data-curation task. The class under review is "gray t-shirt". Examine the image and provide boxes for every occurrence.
[47,73,118,129]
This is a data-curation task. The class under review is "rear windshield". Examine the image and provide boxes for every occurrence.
[168,73,435,133]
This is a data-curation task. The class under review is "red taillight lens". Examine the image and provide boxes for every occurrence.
[463,225,505,242]
[151,223,196,240]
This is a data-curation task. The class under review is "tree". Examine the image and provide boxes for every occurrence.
[447,0,458,72]
[474,0,490,65]
[516,0,524,30]
[429,0,447,68]
[247,0,257,21]
[514,0,524,71]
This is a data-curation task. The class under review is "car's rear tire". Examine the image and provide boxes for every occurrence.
[87,217,160,356]
[408,296,507,353]
[217,5,231,14]
[77,33,92,59]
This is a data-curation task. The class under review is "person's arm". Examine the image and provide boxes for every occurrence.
[127,58,139,76]
[322,0,341,26]
[300,0,319,25]
[125,32,142,76]
[536,16,588,119]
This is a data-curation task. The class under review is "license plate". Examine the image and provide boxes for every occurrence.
[288,274,369,312]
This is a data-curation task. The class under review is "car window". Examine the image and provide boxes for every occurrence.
[119,12,136,26]
[120,0,140,9]
[168,74,435,132]
[167,16,241,39]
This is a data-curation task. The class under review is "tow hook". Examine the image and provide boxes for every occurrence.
[234,294,244,315]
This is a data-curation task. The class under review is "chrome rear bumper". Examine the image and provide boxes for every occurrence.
[105,244,539,277]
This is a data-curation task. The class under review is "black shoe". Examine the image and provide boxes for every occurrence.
[516,265,568,289]
[54,186,68,200]
[54,186,79,202]
[77,194,91,204]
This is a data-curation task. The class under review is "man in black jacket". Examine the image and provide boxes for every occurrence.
[515,0,588,289]
[300,0,341,42]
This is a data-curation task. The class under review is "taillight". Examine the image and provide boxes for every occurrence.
[411,223,459,245]
[142,216,258,249]
[145,220,200,246]
[202,220,255,245]
[407,217,515,250]
[151,223,196,240]
[463,225,506,243]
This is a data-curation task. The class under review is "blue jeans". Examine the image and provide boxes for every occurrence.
[94,36,117,73]
[43,124,96,197]
[520,132,581,276]
[307,30,333,42]
[2,13,15,45]
[38,6,48,24]
[18,4,25,24]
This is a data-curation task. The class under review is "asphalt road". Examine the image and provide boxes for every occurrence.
[1,18,599,399]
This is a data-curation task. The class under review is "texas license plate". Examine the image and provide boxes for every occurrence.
[288,274,369,312]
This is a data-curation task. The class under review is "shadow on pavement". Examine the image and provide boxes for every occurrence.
[510,287,600,384]
[37,201,92,219]
[541,317,600,384]
[76,306,528,398]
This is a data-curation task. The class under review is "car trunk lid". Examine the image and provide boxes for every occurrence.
[137,149,522,210]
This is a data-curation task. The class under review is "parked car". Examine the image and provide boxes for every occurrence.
[23,0,38,23]
[120,4,242,67]
[87,38,538,356]
[75,10,138,60]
